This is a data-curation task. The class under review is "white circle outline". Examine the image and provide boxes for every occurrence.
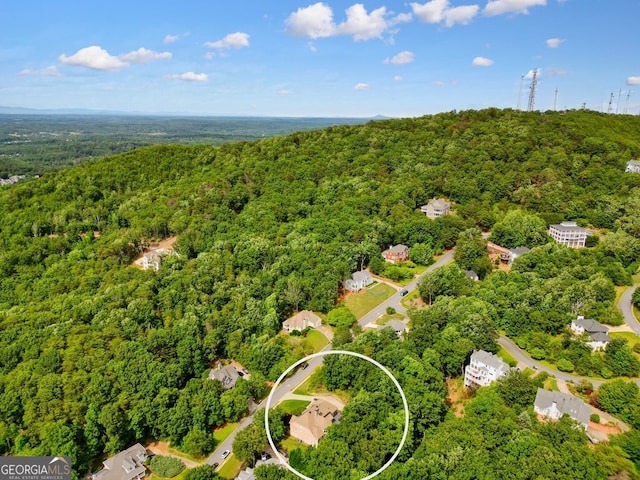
[264,349,410,480]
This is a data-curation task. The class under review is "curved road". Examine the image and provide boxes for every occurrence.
[619,284,640,335]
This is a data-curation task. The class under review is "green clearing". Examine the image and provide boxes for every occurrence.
[400,288,421,309]
[497,347,517,368]
[150,471,188,480]
[217,454,242,479]
[615,286,628,304]
[345,283,395,319]
[278,399,311,416]
[302,329,329,352]
[213,422,238,446]
[293,374,316,396]
[281,436,310,455]
[166,446,203,464]
[543,376,559,391]
[375,312,405,326]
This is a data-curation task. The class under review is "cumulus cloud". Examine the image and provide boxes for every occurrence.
[433,80,446,86]
[285,2,394,41]
[165,72,208,81]
[354,82,369,90]
[120,47,172,63]
[277,89,290,96]
[546,66,569,76]
[410,0,479,27]
[546,37,564,48]
[286,2,335,38]
[205,32,250,49]
[484,0,546,16]
[164,34,179,44]
[472,56,494,66]
[59,46,128,71]
[627,77,640,86]
[394,75,403,81]
[383,50,415,65]
[19,65,61,76]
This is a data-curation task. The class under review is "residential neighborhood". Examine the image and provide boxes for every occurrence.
[289,398,344,447]
[533,388,591,429]
[91,444,148,480]
[463,350,510,388]
[571,316,612,351]
[282,310,322,333]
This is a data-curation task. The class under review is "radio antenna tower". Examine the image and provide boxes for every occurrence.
[516,74,525,110]
[624,91,631,114]
[553,87,558,111]
[616,88,622,114]
[527,69,538,112]
[607,92,614,114]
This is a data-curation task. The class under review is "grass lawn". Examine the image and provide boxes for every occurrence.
[167,446,203,464]
[302,329,329,352]
[615,286,628,304]
[217,454,242,480]
[611,332,640,359]
[213,422,238,446]
[542,376,559,391]
[281,436,310,455]
[497,347,517,367]
[293,375,314,396]
[375,312,405,326]
[150,470,188,480]
[345,283,395,319]
[278,399,311,416]
[400,289,421,309]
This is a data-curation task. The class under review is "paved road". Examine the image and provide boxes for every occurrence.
[619,284,640,335]
[205,344,331,467]
[358,250,455,328]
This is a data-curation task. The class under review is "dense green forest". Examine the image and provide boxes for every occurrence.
[1,109,640,477]
[0,114,365,177]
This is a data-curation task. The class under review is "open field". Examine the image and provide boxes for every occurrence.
[213,422,238,447]
[279,399,311,416]
[303,329,329,352]
[217,454,242,479]
[345,283,395,319]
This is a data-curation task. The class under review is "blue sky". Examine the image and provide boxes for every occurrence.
[2,0,639,117]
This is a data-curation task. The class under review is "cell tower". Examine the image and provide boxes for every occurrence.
[624,91,631,114]
[527,69,538,112]
[607,92,614,114]
[553,88,558,111]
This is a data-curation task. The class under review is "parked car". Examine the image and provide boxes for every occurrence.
[212,463,219,469]
[261,452,271,461]
[400,289,408,296]
[301,362,309,370]
[221,450,230,459]
[237,371,244,377]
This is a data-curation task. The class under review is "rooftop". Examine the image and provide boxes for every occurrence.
[550,221,589,232]
[573,317,608,334]
[470,350,509,372]
[534,388,591,426]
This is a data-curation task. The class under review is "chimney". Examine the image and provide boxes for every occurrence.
[315,405,319,416]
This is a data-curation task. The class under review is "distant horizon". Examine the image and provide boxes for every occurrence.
[3,1,640,117]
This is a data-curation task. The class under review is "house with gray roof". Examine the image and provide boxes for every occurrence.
[344,269,374,292]
[208,365,240,389]
[92,443,147,480]
[534,388,590,428]
[465,270,479,281]
[464,350,510,388]
[383,319,409,338]
[508,246,531,265]
[549,221,590,248]
[421,198,451,219]
[571,315,612,351]
[626,160,640,173]
[382,244,409,263]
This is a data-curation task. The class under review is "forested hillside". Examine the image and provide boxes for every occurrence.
[1,108,640,476]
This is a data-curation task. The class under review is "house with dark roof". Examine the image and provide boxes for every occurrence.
[289,399,343,447]
[533,388,590,429]
[549,221,590,248]
[570,316,612,351]
[464,350,510,388]
[283,310,322,332]
[382,244,409,263]
[344,269,374,292]
[420,198,451,219]
[208,365,240,389]
[383,319,409,338]
[92,443,147,480]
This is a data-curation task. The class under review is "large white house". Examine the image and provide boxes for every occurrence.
[464,350,510,388]
[533,388,590,429]
[548,221,590,248]
[626,160,640,173]
[92,444,147,480]
[420,198,451,219]
[344,269,374,292]
[283,310,322,332]
[570,315,612,351]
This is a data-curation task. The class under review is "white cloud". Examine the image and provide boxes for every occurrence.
[165,72,208,82]
[472,56,494,66]
[164,34,179,44]
[286,3,335,38]
[277,89,290,96]
[334,4,388,41]
[484,0,546,16]
[285,2,394,41]
[444,5,480,26]
[308,41,317,52]
[204,52,215,60]
[411,1,479,27]
[383,50,415,65]
[19,65,61,77]
[546,37,563,48]
[433,80,446,86]
[354,82,369,90]
[627,77,640,86]
[59,46,128,71]
[120,48,172,63]
[524,68,540,78]
[546,66,569,76]
[394,75,403,81]
[205,32,250,49]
